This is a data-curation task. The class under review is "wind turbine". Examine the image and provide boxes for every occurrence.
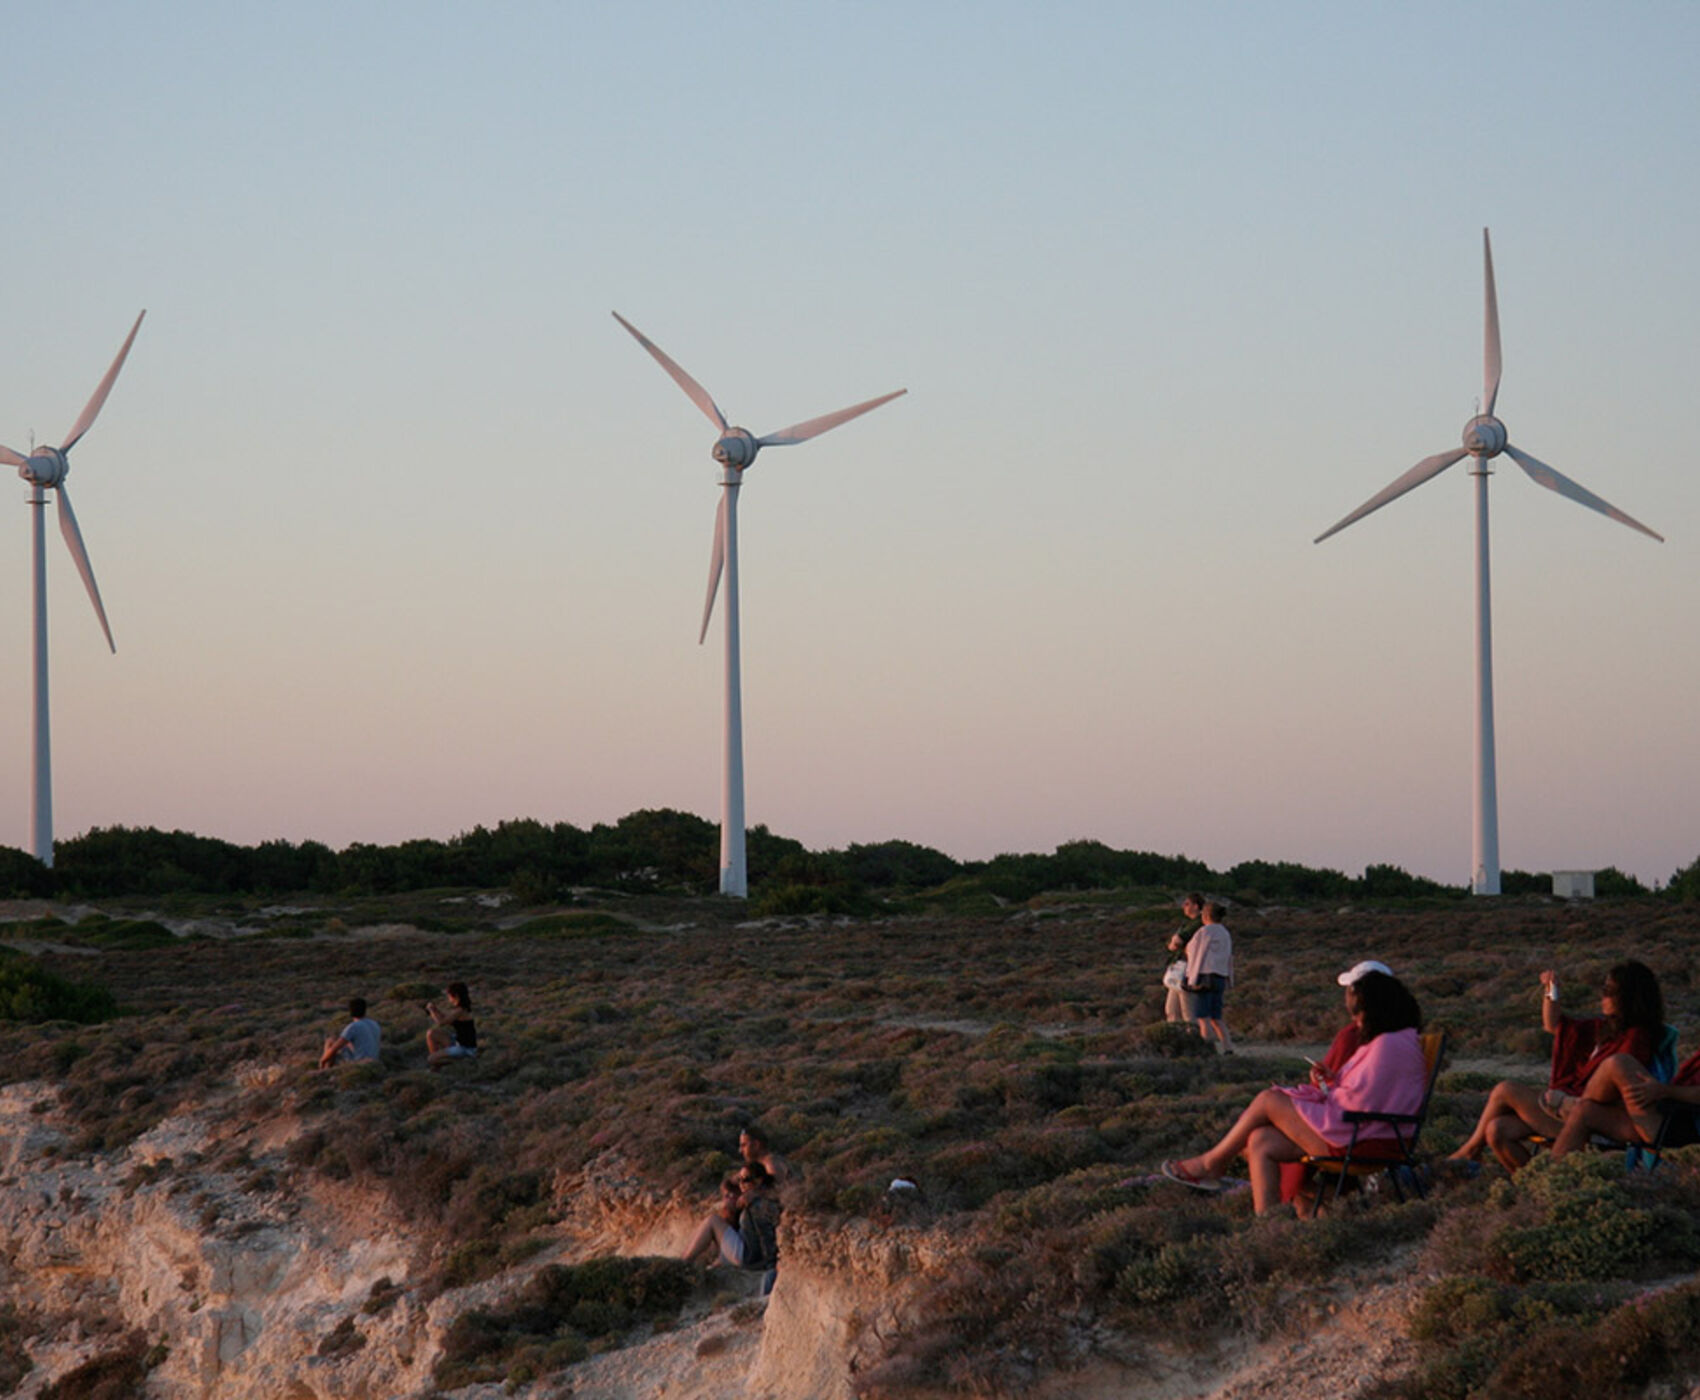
[614,311,905,897]
[2,311,145,868]
[1315,231,1660,895]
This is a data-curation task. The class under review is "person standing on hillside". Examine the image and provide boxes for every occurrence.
[1183,903,1234,1052]
[1161,893,1205,1022]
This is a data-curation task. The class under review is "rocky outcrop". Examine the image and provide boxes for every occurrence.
[751,1213,968,1400]
[0,1079,452,1397]
[0,1083,941,1400]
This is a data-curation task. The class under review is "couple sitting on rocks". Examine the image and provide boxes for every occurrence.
[682,1125,789,1279]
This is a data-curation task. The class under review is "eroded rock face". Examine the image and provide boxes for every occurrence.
[751,1213,967,1400]
[0,1089,952,1399]
[0,1080,453,1398]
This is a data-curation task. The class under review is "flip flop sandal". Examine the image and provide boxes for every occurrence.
[1161,1159,1223,1194]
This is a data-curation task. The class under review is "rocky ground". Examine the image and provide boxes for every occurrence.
[3,892,1699,1398]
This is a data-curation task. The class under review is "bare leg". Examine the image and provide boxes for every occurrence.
[1244,1124,1307,1213]
[1551,1055,1659,1157]
[1450,1080,1561,1162]
[1174,1089,1335,1185]
[682,1213,739,1266]
[1484,1113,1540,1171]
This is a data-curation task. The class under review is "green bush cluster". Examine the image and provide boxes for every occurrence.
[0,951,118,1024]
[1380,1154,1700,1398]
[15,804,1681,902]
[434,1257,694,1390]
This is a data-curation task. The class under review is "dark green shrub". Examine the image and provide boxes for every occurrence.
[504,912,634,938]
[74,919,177,951]
[1141,1021,1217,1058]
[0,953,118,1023]
[434,1257,693,1389]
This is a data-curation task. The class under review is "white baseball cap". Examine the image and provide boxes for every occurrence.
[1338,960,1393,986]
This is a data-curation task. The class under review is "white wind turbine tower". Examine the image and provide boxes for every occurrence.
[1316,231,1661,895]
[1,312,145,868]
[614,311,905,897]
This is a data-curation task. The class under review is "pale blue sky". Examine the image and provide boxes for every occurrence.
[4,1,1697,884]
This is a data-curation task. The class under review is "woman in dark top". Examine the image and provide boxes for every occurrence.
[1449,959,1663,1172]
[426,981,478,1064]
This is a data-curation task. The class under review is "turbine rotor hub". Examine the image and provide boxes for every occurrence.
[18,447,68,487]
[712,428,758,472]
[1463,414,1507,459]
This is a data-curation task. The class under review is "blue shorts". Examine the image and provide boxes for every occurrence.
[1185,974,1226,1020]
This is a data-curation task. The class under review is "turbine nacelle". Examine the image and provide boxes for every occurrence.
[712,429,758,471]
[17,447,70,488]
[1463,414,1507,459]
[613,309,906,899]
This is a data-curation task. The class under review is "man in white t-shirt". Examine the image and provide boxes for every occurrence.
[319,997,382,1069]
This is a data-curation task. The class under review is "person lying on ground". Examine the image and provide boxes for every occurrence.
[1548,1049,1700,1158]
[681,1161,780,1272]
[1449,960,1663,1172]
[1163,971,1426,1214]
[319,997,381,1069]
[425,981,478,1066]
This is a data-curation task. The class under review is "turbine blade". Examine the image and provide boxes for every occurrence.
[61,310,146,453]
[1314,448,1468,543]
[54,485,116,651]
[1483,229,1502,417]
[0,444,28,468]
[611,312,727,432]
[698,495,726,644]
[757,388,907,447]
[1504,444,1664,542]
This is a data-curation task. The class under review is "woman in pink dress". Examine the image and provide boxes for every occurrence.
[1162,972,1426,1214]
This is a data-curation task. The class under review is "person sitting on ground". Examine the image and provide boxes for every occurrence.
[1277,958,1395,1203]
[1162,893,1205,1023]
[1449,960,1663,1172]
[425,981,478,1066]
[319,996,381,1069]
[1548,1047,1700,1158]
[740,1124,793,1188]
[1183,901,1234,1052]
[681,1160,781,1273]
[1162,971,1426,1214]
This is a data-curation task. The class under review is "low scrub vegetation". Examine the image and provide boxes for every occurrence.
[433,1257,695,1389]
[3,885,1700,1392]
[3,808,1693,904]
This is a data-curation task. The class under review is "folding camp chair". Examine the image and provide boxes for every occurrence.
[1623,1101,1700,1172]
[1303,1029,1447,1211]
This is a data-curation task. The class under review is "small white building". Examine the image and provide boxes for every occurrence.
[1552,870,1596,900]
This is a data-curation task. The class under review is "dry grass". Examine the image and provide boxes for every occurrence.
[5,891,1700,1392]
